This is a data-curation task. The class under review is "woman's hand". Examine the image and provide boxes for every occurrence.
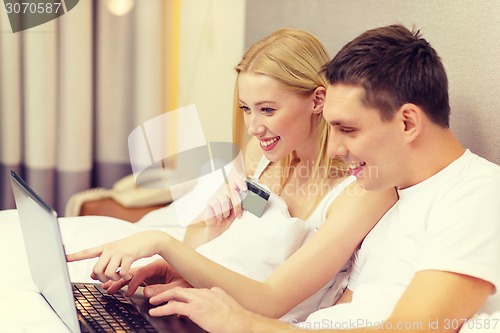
[205,175,247,224]
[66,230,170,283]
[183,171,249,248]
[102,258,193,297]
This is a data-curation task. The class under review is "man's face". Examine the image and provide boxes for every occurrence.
[323,84,405,191]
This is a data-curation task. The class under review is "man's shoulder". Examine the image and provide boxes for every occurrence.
[460,151,500,183]
[426,150,500,205]
[466,150,499,168]
[422,151,500,219]
[448,150,500,181]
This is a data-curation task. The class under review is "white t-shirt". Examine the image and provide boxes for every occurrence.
[304,150,500,329]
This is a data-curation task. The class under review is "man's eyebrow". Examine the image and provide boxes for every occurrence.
[329,121,342,126]
[329,121,348,126]
[329,120,358,127]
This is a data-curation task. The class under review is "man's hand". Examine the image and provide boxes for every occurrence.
[148,287,257,333]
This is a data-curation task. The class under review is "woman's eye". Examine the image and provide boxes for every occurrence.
[239,106,251,114]
[261,108,275,115]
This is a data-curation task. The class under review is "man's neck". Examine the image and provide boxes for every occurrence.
[398,128,465,190]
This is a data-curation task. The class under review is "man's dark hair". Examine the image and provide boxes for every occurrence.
[323,24,450,127]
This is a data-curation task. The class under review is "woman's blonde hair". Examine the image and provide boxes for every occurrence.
[232,28,347,190]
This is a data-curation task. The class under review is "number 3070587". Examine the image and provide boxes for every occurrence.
[5,2,63,14]
[444,318,499,331]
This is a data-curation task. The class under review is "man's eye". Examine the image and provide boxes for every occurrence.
[340,128,355,133]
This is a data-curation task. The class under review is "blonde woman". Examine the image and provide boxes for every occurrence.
[67,29,397,321]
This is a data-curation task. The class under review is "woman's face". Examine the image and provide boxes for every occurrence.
[238,72,323,162]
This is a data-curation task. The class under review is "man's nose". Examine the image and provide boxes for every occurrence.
[327,135,348,160]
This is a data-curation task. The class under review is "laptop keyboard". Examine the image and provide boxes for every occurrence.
[73,283,157,333]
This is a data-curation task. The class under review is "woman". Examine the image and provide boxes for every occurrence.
[67,29,397,321]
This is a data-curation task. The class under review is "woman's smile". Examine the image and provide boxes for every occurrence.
[259,136,281,151]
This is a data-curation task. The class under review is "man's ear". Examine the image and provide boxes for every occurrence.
[397,103,423,143]
[312,86,326,114]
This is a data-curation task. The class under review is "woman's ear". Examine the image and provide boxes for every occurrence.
[312,86,326,114]
[398,103,423,143]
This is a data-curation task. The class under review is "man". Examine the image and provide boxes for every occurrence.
[145,25,500,332]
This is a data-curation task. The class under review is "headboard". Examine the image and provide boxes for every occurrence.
[245,0,500,165]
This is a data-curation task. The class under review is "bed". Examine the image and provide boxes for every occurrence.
[0,209,182,332]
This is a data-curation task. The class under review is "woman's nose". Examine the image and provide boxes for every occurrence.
[247,115,265,136]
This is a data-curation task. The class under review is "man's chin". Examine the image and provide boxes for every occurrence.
[354,178,388,192]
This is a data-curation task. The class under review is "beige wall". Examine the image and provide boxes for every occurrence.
[245,0,500,164]
[179,0,246,143]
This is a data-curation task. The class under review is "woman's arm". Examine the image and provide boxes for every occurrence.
[67,181,396,318]
[182,213,233,249]
[152,182,397,317]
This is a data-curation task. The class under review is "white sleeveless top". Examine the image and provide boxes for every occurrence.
[250,156,355,229]
[197,156,356,322]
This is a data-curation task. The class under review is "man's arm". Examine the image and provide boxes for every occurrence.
[381,270,493,333]
[150,270,493,333]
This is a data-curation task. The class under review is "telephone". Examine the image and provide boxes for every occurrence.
[110,174,174,208]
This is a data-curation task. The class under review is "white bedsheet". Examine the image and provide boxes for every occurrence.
[0,209,179,333]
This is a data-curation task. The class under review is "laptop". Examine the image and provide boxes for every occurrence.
[10,170,206,333]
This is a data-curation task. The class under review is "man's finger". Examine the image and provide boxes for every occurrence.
[104,279,129,295]
[149,300,191,318]
[144,280,189,298]
[102,280,113,290]
[149,287,193,305]
[125,272,148,296]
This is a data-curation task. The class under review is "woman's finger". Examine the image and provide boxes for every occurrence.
[118,257,134,281]
[220,195,232,219]
[104,256,123,281]
[66,246,103,262]
[92,255,112,282]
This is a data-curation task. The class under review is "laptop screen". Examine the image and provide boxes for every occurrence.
[11,170,81,333]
